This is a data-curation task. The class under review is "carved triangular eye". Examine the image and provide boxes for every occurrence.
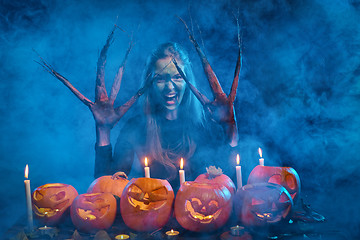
[50,191,66,202]
[127,184,144,200]
[268,174,282,185]
[33,190,44,201]
[150,186,168,202]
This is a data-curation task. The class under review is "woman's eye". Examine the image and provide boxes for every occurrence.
[172,76,184,82]
[155,78,165,84]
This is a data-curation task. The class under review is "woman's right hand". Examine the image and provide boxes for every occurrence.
[38,25,149,145]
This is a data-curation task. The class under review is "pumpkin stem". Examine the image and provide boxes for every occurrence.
[206,166,223,179]
[112,171,128,180]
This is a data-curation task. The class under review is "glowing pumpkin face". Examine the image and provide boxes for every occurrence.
[120,178,174,232]
[70,192,116,233]
[174,181,232,232]
[32,183,78,226]
[247,166,301,203]
[234,183,293,227]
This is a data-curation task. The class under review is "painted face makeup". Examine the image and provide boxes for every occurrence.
[153,57,186,114]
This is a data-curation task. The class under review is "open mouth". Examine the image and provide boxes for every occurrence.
[185,200,222,224]
[164,94,178,105]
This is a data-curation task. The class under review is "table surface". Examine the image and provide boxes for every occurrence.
[3,211,350,240]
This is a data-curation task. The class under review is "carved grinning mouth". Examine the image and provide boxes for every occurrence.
[185,200,222,224]
[76,205,110,221]
[33,199,69,217]
[128,194,167,211]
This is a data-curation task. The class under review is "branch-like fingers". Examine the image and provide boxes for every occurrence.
[229,14,242,103]
[36,58,93,107]
[172,58,211,106]
[109,40,134,105]
[178,16,224,98]
[96,25,116,102]
[114,79,153,119]
[229,48,242,103]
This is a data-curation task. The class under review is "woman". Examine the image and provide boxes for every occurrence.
[94,41,238,188]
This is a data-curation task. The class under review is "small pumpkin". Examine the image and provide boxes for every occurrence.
[234,183,293,227]
[195,166,236,196]
[32,183,78,226]
[70,192,117,233]
[120,177,174,232]
[247,166,301,203]
[87,171,129,198]
[175,181,232,232]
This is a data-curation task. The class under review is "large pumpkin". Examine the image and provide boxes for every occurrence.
[120,178,174,232]
[70,192,117,233]
[32,183,78,226]
[87,171,129,198]
[175,181,232,232]
[247,166,301,203]
[195,166,236,196]
[234,183,293,227]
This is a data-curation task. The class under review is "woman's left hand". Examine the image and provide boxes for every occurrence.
[174,18,242,147]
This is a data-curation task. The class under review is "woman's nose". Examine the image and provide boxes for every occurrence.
[165,79,175,90]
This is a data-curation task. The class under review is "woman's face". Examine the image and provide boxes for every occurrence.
[153,56,186,113]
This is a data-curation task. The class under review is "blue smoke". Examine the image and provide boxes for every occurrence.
[0,0,359,237]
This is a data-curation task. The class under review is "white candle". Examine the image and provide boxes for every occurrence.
[24,164,33,231]
[179,158,185,185]
[235,154,242,189]
[144,157,150,178]
[258,147,264,166]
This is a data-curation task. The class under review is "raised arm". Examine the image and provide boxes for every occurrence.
[175,17,242,147]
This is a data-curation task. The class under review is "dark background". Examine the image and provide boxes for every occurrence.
[1,0,359,238]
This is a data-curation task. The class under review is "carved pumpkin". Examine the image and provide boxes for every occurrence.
[120,178,174,232]
[87,172,129,198]
[247,166,301,203]
[32,183,78,226]
[70,192,117,233]
[195,166,236,196]
[175,181,232,232]
[234,183,293,227]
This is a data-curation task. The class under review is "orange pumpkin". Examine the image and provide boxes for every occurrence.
[32,183,78,226]
[175,181,232,232]
[195,166,236,196]
[87,171,129,198]
[247,166,301,203]
[70,192,117,233]
[120,178,174,232]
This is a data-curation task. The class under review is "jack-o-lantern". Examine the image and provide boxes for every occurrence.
[70,192,117,233]
[87,171,129,198]
[175,181,232,232]
[120,178,174,232]
[195,166,236,196]
[247,166,301,203]
[32,183,78,226]
[234,183,293,227]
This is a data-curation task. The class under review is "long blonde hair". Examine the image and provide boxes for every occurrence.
[141,42,205,179]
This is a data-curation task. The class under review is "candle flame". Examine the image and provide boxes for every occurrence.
[258,148,262,158]
[180,158,184,170]
[25,164,29,179]
[144,157,148,167]
[171,229,174,233]
[236,154,240,165]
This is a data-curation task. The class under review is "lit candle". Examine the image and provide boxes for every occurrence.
[24,164,33,231]
[144,157,150,178]
[235,154,242,189]
[115,234,130,239]
[179,158,185,185]
[38,226,57,236]
[166,229,179,239]
[230,225,245,236]
[258,147,264,166]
